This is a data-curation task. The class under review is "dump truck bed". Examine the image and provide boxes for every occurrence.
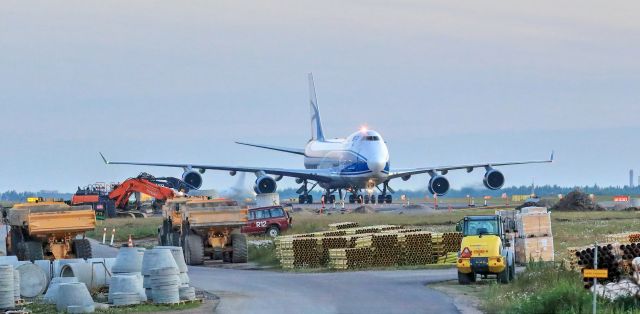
[8,203,95,234]
[183,206,248,228]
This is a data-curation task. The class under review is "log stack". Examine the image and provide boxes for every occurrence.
[328,222,359,230]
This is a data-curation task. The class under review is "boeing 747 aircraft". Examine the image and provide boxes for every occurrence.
[101,74,553,204]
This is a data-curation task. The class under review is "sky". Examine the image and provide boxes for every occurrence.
[1,1,639,192]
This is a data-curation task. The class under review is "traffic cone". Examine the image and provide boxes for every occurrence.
[128,234,134,247]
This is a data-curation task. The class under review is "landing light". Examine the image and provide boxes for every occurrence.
[360,126,368,133]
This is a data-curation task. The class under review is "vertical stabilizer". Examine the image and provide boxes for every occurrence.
[308,73,325,142]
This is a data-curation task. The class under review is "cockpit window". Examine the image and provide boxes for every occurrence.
[364,136,379,141]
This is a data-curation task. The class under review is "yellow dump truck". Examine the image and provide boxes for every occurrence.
[455,215,515,284]
[6,199,96,260]
[158,197,248,265]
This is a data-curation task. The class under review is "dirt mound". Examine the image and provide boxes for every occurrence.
[352,205,376,214]
[551,190,605,211]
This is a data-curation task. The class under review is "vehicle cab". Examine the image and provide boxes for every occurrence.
[242,205,292,237]
[455,215,515,284]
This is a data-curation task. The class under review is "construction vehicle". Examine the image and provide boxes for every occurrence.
[158,197,249,265]
[73,173,191,219]
[72,183,118,219]
[6,198,96,261]
[455,215,516,284]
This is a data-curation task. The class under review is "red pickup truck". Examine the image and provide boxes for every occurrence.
[242,205,292,237]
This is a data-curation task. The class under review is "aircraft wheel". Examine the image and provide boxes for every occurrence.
[306,195,313,204]
[385,195,392,204]
[348,195,355,204]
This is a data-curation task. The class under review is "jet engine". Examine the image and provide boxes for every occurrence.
[428,175,450,196]
[483,169,505,190]
[182,170,203,190]
[254,176,277,194]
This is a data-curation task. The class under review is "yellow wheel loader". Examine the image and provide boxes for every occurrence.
[456,215,516,284]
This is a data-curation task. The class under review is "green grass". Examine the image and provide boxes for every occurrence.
[484,262,640,314]
[286,209,495,235]
[24,300,202,314]
[248,243,280,267]
[86,217,163,243]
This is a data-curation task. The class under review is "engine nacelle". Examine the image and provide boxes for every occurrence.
[428,175,450,196]
[182,171,203,190]
[254,176,277,194]
[483,169,505,190]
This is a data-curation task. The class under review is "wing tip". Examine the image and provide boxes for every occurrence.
[550,150,554,162]
[99,152,109,164]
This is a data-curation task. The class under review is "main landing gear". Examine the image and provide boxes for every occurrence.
[297,180,317,204]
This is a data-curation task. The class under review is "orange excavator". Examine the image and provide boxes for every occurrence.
[74,173,188,218]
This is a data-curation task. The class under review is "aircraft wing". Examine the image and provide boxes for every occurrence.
[100,153,333,182]
[387,152,553,180]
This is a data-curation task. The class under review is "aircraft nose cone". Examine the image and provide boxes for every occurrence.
[368,160,385,174]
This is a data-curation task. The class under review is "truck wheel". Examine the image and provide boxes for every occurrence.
[185,234,204,266]
[231,234,248,263]
[267,226,280,238]
[18,241,44,261]
[171,231,181,246]
[509,263,516,281]
[158,226,165,245]
[457,271,473,285]
[73,239,93,259]
[497,267,510,284]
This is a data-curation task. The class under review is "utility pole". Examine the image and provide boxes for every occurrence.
[593,241,598,314]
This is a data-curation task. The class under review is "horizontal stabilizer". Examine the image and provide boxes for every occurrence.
[235,142,305,155]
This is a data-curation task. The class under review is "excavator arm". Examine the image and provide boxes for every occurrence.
[108,178,175,210]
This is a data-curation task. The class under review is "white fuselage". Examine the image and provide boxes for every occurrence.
[303,130,390,190]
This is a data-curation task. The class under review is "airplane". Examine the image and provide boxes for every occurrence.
[100,73,553,205]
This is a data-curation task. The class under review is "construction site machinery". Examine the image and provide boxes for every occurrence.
[107,175,177,218]
[456,215,516,284]
[6,198,96,261]
[158,197,249,265]
[72,183,117,219]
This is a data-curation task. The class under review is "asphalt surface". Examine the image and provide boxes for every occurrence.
[188,266,460,314]
[89,234,462,314]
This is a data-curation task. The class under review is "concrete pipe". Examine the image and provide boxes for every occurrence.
[43,277,78,304]
[0,265,14,309]
[150,267,180,304]
[34,260,52,285]
[61,262,111,290]
[16,263,48,298]
[13,266,20,301]
[55,282,94,313]
[142,249,178,276]
[179,286,196,301]
[53,259,86,277]
[155,246,188,273]
[0,256,18,266]
[108,273,146,303]
[112,292,141,306]
[112,247,146,274]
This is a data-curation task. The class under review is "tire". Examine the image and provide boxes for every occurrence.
[364,195,370,204]
[378,195,385,204]
[349,195,356,204]
[73,239,93,259]
[18,241,44,261]
[385,195,392,204]
[298,196,305,204]
[185,234,204,265]
[457,271,473,285]
[171,231,180,246]
[306,195,313,204]
[158,225,166,246]
[267,226,280,238]
[509,262,516,281]
[231,234,248,263]
[497,267,510,284]
[329,195,336,204]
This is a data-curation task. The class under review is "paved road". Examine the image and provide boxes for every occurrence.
[189,266,460,314]
[89,239,462,314]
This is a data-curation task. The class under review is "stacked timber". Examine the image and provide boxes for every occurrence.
[515,207,554,263]
[328,222,359,230]
[397,232,433,265]
[328,248,372,270]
